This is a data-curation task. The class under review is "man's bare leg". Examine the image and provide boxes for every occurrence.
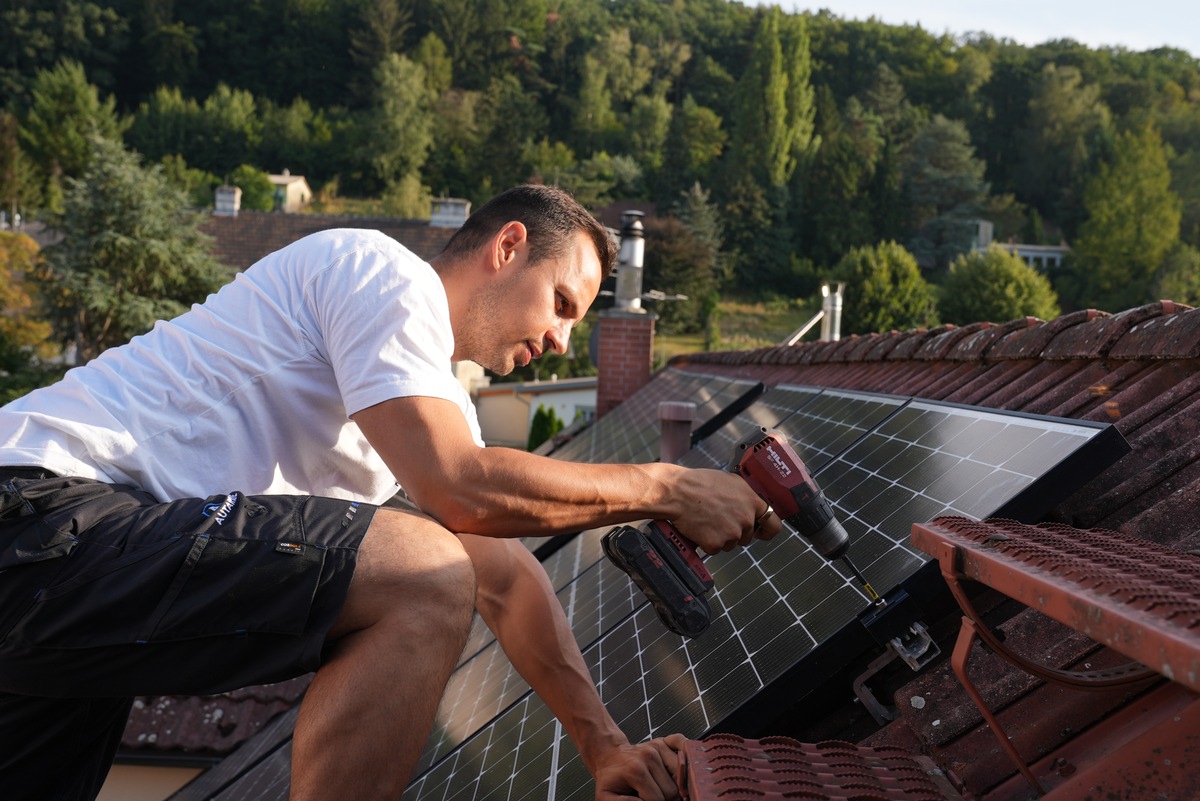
[291,510,476,800]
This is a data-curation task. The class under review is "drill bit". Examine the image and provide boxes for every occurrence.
[842,555,886,607]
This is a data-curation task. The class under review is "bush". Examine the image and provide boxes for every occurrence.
[835,241,937,335]
[940,246,1060,324]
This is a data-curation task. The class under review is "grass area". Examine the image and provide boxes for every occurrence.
[655,296,822,365]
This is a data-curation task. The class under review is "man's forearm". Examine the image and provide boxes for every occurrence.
[454,534,629,775]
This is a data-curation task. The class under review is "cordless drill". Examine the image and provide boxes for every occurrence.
[602,426,881,638]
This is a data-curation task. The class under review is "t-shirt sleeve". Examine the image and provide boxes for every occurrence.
[300,238,484,445]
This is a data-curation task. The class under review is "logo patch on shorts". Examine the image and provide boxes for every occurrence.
[275,542,305,555]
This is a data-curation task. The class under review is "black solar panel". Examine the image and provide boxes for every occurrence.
[397,384,1128,801]
[549,367,760,465]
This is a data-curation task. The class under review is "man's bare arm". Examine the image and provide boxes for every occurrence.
[455,532,684,800]
[352,396,777,552]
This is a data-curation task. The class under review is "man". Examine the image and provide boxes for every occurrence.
[0,185,779,800]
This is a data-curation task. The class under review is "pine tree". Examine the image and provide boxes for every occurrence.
[19,59,126,209]
[40,137,229,360]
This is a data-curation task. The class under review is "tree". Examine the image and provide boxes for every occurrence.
[40,137,229,360]
[902,114,991,270]
[802,91,884,268]
[643,215,716,334]
[527,404,564,450]
[0,1,128,107]
[939,246,1060,325]
[0,231,62,402]
[1017,63,1112,238]
[363,54,435,192]
[472,74,547,195]
[1067,124,1181,311]
[724,9,816,191]
[349,0,412,73]
[19,59,126,207]
[1150,242,1200,305]
[720,8,817,289]
[0,112,43,222]
[835,241,937,335]
[194,83,262,177]
[228,164,274,211]
[0,231,55,371]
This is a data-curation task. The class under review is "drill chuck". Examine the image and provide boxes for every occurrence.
[805,515,850,560]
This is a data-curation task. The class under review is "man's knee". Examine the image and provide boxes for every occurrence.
[331,510,476,640]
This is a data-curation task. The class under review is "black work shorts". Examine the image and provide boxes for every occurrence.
[0,472,376,698]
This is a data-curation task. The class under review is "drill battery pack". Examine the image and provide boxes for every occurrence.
[602,520,715,638]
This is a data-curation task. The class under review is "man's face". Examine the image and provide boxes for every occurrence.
[462,229,603,375]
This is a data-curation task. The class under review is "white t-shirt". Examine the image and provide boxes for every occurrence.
[0,228,483,503]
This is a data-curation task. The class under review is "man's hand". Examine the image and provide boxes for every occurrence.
[593,735,688,801]
[668,468,783,555]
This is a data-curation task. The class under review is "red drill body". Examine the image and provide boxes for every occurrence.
[604,427,881,638]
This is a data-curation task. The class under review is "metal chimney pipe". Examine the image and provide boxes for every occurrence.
[820,283,844,341]
[614,211,646,312]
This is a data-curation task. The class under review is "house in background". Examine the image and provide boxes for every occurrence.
[475,375,597,448]
[971,218,1071,270]
[267,170,312,212]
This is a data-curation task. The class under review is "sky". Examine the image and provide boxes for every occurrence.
[772,1,1199,57]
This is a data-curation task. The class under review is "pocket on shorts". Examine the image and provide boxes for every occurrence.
[137,533,329,643]
[8,536,187,648]
[12,532,328,648]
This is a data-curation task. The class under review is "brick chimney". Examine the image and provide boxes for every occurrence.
[596,309,656,417]
[596,211,655,417]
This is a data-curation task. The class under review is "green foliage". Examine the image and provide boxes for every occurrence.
[0,2,128,106]
[527,404,564,451]
[902,114,990,270]
[159,154,219,209]
[1016,63,1112,238]
[643,215,717,334]
[939,246,1060,325]
[802,91,884,267]
[725,8,816,190]
[0,0,1198,336]
[40,137,230,359]
[381,172,433,219]
[835,241,937,335]
[1150,242,1200,305]
[19,59,126,191]
[0,112,43,219]
[228,164,274,211]
[1067,124,1181,311]
[363,54,436,191]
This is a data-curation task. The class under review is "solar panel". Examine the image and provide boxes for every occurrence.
[395,385,1128,801]
[548,368,760,465]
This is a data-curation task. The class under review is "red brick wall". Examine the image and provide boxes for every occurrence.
[596,310,656,417]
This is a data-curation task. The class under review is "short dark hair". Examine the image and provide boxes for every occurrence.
[440,184,617,275]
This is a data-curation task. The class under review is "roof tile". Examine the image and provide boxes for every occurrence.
[949,317,1039,360]
[914,322,983,361]
[884,328,935,360]
[988,310,1106,360]
[1042,302,1181,359]
[1110,305,1200,359]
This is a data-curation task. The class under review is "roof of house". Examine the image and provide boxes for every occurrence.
[133,299,1200,798]
[201,211,455,271]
